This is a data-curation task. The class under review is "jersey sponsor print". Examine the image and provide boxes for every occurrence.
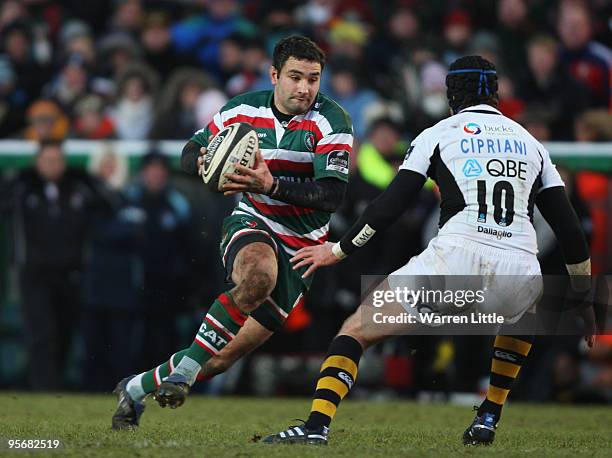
[400,104,564,254]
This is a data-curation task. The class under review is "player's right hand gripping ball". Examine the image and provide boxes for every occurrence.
[201,122,258,193]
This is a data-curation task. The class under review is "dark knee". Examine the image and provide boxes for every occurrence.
[231,242,277,313]
[233,268,275,313]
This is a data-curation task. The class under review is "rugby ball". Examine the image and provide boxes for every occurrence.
[201,123,258,192]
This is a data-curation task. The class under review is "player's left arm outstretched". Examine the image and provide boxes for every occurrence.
[291,169,426,277]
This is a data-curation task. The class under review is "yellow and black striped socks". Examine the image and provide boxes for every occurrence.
[305,335,363,430]
[479,335,534,417]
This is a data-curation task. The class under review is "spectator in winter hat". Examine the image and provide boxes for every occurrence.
[110,63,158,140]
[71,95,116,140]
[24,99,70,141]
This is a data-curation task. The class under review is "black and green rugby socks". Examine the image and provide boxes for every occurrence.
[126,291,248,400]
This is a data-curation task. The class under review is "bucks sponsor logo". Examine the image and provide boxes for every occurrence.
[463,122,481,135]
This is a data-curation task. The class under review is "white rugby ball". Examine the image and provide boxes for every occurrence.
[201,122,258,192]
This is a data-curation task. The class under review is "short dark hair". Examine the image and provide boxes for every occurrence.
[446,55,498,113]
[272,35,326,72]
[37,140,63,155]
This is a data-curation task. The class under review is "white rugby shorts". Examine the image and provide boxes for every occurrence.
[387,235,543,325]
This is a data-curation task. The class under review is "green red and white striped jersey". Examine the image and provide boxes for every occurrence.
[191,90,353,255]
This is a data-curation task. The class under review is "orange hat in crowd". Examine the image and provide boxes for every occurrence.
[24,99,70,141]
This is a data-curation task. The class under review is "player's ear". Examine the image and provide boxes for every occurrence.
[269,65,279,85]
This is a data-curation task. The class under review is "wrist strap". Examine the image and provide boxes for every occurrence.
[567,259,591,292]
[268,177,280,197]
[331,242,348,260]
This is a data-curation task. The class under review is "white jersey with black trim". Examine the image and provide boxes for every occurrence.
[400,104,564,255]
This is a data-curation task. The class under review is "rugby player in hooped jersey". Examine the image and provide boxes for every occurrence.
[112,35,354,429]
[263,56,594,446]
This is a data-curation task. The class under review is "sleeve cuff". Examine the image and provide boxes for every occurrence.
[331,242,348,260]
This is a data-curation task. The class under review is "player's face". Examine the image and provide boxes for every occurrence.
[271,57,321,115]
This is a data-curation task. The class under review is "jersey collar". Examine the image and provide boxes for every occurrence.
[268,91,323,123]
[459,104,502,115]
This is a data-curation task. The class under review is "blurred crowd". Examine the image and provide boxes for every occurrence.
[0,0,611,143]
[0,0,611,402]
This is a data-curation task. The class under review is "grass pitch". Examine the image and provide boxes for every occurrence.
[1,393,611,457]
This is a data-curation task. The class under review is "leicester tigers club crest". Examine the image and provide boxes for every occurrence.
[304,132,315,151]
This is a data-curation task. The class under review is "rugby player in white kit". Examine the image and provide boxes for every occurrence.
[263,56,593,447]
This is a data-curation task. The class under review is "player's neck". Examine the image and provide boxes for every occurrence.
[271,97,295,124]
[457,103,500,113]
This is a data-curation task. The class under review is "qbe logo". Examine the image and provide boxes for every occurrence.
[463,159,482,177]
[463,122,481,135]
